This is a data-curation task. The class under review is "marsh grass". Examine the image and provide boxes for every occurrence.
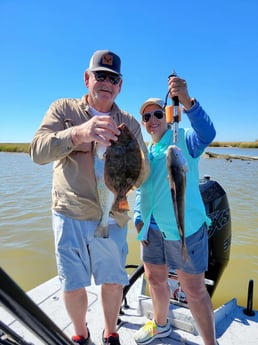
[0,143,30,153]
[210,141,258,148]
[0,141,258,153]
[145,141,258,149]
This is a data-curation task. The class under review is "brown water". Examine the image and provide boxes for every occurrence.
[0,150,258,309]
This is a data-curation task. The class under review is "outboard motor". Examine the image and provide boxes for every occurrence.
[168,177,232,304]
[200,176,231,296]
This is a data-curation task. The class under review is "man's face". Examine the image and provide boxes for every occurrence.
[84,70,122,111]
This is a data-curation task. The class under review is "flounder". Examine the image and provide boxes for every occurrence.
[104,123,144,212]
[94,123,144,238]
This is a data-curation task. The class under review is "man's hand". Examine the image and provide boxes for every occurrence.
[71,115,120,146]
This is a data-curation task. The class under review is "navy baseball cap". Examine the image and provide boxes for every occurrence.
[87,50,122,76]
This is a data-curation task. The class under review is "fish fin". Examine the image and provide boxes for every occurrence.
[112,195,130,212]
[94,224,109,238]
[134,148,146,188]
[118,199,130,211]
[182,243,188,262]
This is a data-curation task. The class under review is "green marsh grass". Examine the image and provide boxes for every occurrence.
[0,141,258,153]
[0,143,30,153]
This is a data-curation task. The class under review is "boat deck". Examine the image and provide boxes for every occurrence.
[1,275,258,345]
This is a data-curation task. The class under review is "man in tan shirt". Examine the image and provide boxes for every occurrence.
[30,50,149,345]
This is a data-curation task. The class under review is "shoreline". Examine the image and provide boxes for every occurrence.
[204,151,258,161]
[1,142,258,154]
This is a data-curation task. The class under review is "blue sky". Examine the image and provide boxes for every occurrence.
[1,0,258,143]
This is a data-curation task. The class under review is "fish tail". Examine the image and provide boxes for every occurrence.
[118,199,130,211]
[113,196,130,212]
[94,224,109,238]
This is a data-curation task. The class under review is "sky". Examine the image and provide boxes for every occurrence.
[1,0,258,143]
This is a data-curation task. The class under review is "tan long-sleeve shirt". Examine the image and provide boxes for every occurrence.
[29,96,149,227]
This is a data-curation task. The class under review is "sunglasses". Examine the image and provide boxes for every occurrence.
[93,71,121,85]
[142,110,164,123]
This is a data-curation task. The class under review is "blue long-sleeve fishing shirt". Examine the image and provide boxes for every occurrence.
[134,100,216,241]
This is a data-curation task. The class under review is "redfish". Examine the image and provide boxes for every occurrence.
[94,143,115,238]
[166,145,188,260]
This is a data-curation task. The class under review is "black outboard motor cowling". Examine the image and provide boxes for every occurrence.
[200,176,231,296]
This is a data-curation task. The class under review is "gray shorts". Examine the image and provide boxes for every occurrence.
[142,224,208,274]
[52,211,129,291]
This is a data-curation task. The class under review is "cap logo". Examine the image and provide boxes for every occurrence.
[102,54,113,66]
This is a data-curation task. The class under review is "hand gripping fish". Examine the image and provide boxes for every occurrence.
[104,123,144,212]
[94,143,115,238]
[166,145,188,260]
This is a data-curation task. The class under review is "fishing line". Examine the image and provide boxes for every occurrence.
[163,70,180,144]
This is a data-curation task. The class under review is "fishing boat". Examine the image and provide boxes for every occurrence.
[1,177,257,345]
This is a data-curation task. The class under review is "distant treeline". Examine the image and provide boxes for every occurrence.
[0,141,258,153]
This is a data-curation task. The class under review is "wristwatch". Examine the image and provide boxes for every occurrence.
[183,98,196,111]
[190,98,196,107]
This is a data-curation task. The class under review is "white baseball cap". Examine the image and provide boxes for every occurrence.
[139,98,165,115]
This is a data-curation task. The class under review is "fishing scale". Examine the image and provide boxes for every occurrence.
[163,70,181,145]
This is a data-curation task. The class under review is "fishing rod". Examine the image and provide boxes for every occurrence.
[0,320,33,345]
[164,70,181,145]
[0,267,74,345]
[120,264,145,314]
[170,70,179,144]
